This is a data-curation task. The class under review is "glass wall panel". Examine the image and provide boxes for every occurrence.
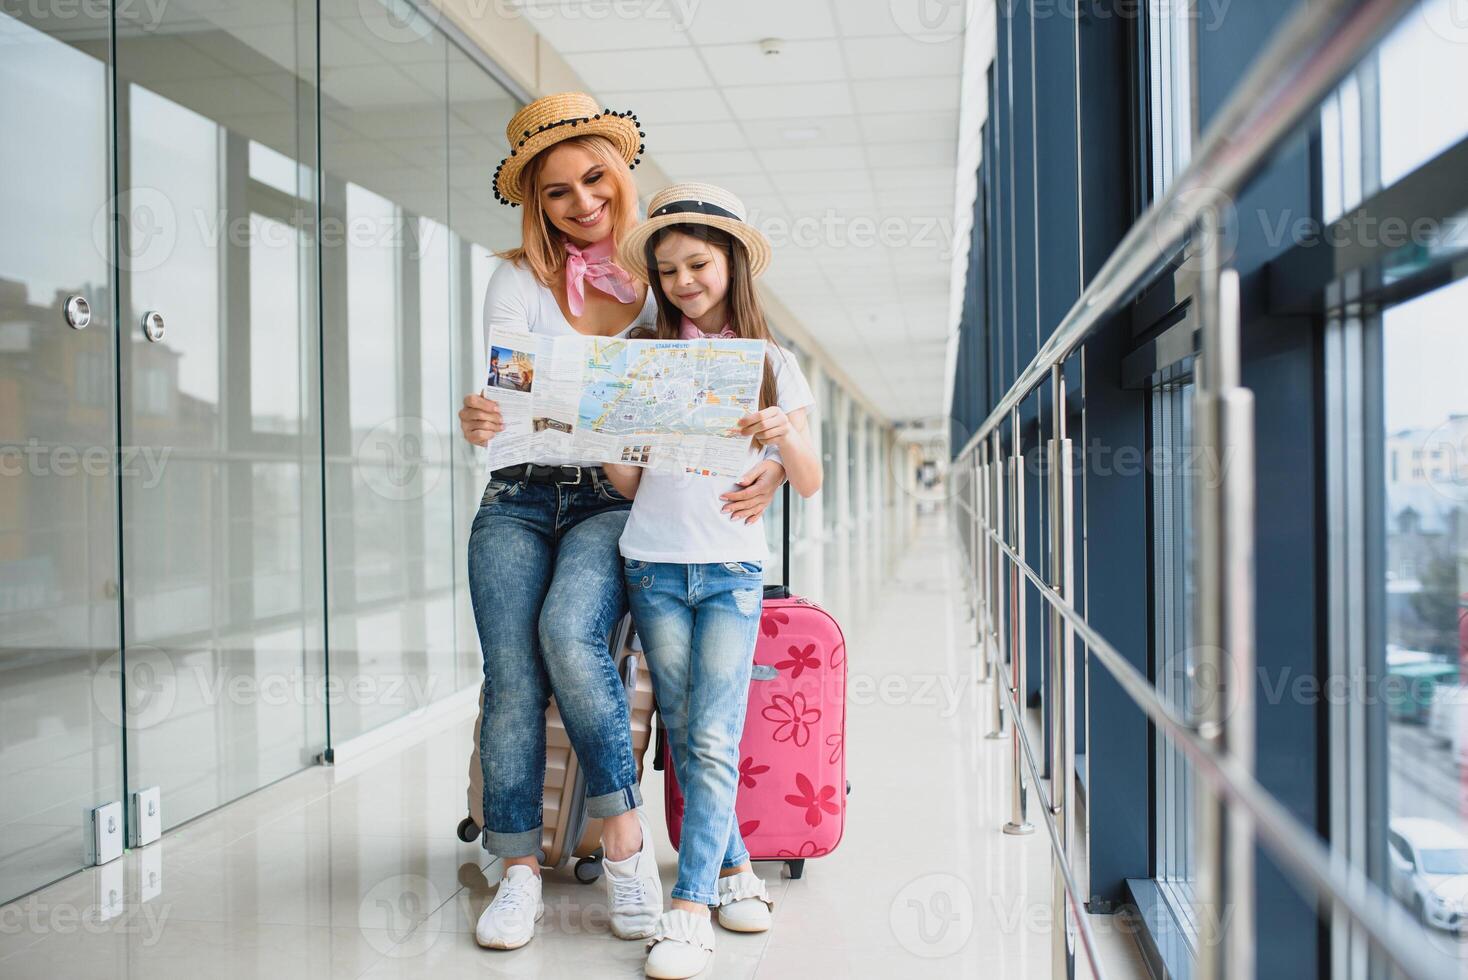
[114,0,326,828]
[319,0,455,743]
[1379,277,1468,952]
[1151,376,1198,927]
[0,4,124,903]
[447,45,520,687]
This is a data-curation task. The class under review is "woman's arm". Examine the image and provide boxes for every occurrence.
[719,457,786,524]
[461,262,532,446]
[739,407,821,498]
[601,463,642,499]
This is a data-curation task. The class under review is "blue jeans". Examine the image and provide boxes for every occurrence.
[624,559,764,905]
[468,473,642,858]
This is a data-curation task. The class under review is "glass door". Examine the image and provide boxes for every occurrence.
[0,5,126,902]
[112,0,326,829]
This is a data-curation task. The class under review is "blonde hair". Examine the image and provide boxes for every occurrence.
[497,134,639,288]
[641,225,781,412]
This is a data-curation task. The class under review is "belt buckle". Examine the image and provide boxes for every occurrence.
[555,465,583,486]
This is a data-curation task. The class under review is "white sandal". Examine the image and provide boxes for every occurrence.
[715,870,773,933]
[644,909,716,979]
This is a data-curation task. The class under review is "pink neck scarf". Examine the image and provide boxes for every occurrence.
[563,237,638,316]
[679,315,735,339]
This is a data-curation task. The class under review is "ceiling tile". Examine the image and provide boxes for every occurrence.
[645,120,750,151]
[700,39,846,87]
[599,87,731,123]
[842,35,963,78]
[683,0,838,44]
[653,147,763,176]
[722,81,855,119]
[511,2,697,51]
[572,46,711,91]
[853,76,960,115]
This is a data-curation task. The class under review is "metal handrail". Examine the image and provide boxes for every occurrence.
[981,524,1455,980]
[955,0,1419,461]
[994,655,1108,980]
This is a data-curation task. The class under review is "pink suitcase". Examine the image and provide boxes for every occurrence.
[659,587,848,879]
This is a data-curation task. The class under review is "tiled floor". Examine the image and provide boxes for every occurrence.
[0,509,1147,978]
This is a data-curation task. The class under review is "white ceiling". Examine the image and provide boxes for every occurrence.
[511,0,964,422]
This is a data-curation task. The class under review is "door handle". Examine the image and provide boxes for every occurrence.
[141,310,164,343]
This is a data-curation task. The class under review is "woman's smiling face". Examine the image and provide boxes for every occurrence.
[653,230,730,322]
[535,142,616,245]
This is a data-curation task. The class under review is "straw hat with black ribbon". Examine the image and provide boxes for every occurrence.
[618,182,772,280]
[493,91,645,207]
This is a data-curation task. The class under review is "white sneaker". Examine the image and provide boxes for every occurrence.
[715,870,773,933]
[644,909,715,979]
[602,808,663,940]
[475,864,544,950]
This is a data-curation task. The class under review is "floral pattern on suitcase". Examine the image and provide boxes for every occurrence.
[665,595,847,865]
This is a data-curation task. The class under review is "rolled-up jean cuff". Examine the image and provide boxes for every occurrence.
[483,826,542,859]
[671,886,719,906]
[585,784,642,819]
[721,849,751,870]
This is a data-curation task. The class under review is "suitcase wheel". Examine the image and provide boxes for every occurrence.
[456,816,480,844]
[784,859,805,880]
[574,854,603,884]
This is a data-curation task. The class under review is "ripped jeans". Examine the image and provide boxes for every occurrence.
[623,558,764,905]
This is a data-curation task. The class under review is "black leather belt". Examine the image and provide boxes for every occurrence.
[491,463,601,486]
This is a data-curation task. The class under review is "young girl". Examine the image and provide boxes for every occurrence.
[603,183,822,980]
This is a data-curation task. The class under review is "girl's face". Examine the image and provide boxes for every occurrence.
[535,143,616,245]
[653,231,729,323]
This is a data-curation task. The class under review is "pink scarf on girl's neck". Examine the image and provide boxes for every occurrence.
[563,238,638,316]
[678,315,735,339]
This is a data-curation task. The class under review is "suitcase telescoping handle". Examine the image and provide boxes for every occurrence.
[766,482,791,601]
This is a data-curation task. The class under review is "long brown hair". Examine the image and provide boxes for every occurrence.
[641,225,780,411]
[497,134,639,288]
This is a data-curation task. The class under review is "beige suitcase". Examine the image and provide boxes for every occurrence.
[459,615,656,882]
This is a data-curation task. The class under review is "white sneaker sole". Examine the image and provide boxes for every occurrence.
[644,950,713,979]
[475,906,545,950]
[716,913,770,934]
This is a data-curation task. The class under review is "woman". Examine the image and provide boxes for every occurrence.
[455,92,786,952]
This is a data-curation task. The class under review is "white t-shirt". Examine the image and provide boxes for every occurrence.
[482,258,658,467]
[619,344,816,565]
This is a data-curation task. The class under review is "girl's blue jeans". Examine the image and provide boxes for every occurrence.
[624,558,764,905]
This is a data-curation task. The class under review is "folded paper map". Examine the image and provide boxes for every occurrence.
[484,328,767,478]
